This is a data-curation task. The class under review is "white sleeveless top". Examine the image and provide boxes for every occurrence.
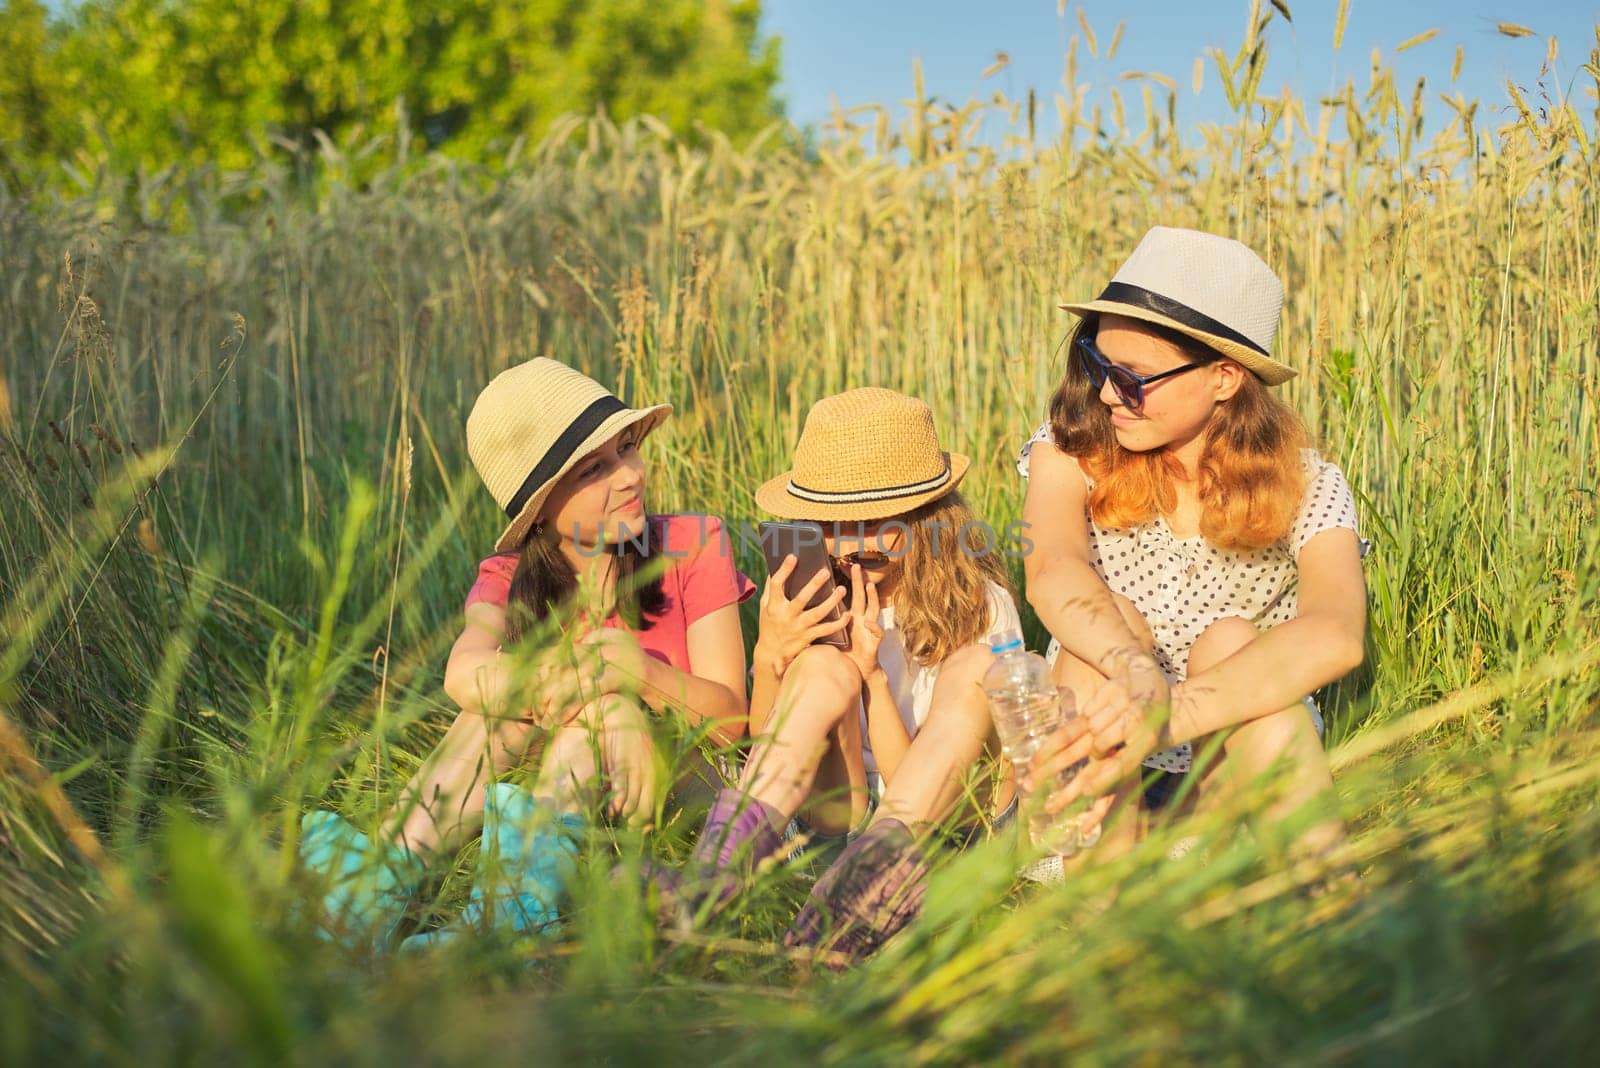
[1017,421,1365,773]
[862,580,1022,792]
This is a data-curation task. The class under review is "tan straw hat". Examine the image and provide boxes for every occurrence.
[466,358,671,552]
[755,388,969,522]
[1060,226,1296,385]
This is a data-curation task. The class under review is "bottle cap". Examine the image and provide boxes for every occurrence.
[989,629,1024,654]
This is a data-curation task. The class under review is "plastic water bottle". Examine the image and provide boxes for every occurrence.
[982,630,1085,856]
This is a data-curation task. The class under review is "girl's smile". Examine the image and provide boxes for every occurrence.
[1108,409,1141,428]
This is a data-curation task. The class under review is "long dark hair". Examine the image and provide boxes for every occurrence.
[1047,312,1308,550]
[503,520,667,643]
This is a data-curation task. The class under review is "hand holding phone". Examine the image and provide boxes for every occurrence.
[757,521,851,661]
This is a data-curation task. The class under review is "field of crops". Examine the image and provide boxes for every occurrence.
[3,16,1599,1063]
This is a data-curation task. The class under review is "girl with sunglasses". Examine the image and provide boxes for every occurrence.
[665,387,1022,960]
[300,359,755,949]
[1015,227,1367,874]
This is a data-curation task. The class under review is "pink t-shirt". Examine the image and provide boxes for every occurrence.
[464,513,756,674]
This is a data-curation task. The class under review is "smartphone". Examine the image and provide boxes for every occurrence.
[758,520,850,650]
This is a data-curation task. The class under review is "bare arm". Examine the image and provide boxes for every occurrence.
[1037,527,1367,808]
[634,602,750,746]
[386,604,562,854]
[1168,528,1366,743]
[441,602,540,719]
[442,601,606,726]
[862,672,909,783]
[748,557,850,739]
[749,654,782,742]
[1022,442,1167,689]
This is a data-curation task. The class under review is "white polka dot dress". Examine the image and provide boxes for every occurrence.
[1017,422,1366,773]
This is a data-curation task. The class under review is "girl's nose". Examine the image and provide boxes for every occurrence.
[615,460,644,491]
[1099,375,1123,409]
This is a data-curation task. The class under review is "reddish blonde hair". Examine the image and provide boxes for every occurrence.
[1046,314,1308,551]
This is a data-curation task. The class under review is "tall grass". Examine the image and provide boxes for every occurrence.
[3,11,1599,1062]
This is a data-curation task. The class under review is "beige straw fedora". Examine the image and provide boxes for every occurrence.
[466,358,671,552]
[755,388,970,522]
[1060,226,1297,385]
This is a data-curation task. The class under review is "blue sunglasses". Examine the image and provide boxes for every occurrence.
[1076,336,1209,413]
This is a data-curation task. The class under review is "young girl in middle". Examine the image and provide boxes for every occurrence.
[673,387,1024,960]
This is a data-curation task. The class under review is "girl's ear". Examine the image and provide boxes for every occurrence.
[1212,358,1247,403]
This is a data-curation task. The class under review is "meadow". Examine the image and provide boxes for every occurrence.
[3,13,1599,1064]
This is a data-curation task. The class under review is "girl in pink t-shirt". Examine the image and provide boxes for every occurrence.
[300,359,754,949]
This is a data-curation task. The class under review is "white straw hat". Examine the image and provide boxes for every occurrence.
[755,388,970,522]
[1060,226,1296,384]
[466,358,671,552]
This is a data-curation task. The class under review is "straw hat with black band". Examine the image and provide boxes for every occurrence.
[1060,226,1298,385]
[755,388,970,523]
[467,358,672,553]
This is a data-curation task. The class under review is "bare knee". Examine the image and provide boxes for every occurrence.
[532,721,603,807]
[778,645,860,712]
[789,643,856,682]
[549,693,645,746]
[596,694,653,752]
[939,644,994,687]
[752,645,861,744]
[440,706,539,771]
[538,722,597,777]
[560,691,647,731]
[923,644,995,724]
[594,692,647,721]
[1225,701,1319,765]
[538,694,651,791]
[1188,616,1257,675]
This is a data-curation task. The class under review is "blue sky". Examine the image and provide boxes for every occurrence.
[761,1,1599,143]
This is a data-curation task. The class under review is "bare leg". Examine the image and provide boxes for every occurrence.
[872,645,998,829]
[1185,617,1344,860]
[784,647,998,961]
[742,645,868,829]
[571,693,661,826]
[662,649,862,924]
[799,700,870,836]
[380,707,539,860]
[532,723,601,811]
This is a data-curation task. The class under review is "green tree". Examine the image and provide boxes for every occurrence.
[0,0,79,184]
[1,0,781,181]
[418,0,784,159]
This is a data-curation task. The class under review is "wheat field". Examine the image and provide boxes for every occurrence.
[2,13,1599,1064]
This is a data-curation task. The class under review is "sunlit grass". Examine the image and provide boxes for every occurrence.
[2,11,1599,1062]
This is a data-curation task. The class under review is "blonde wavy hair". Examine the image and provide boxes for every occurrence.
[885,492,1013,666]
[1047,313,1308,550]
